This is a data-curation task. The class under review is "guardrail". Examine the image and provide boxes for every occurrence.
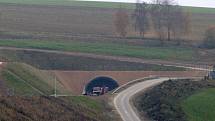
[112,76,204,94]
[112,76,158,94]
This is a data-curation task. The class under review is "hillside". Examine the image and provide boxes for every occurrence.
[0,96,111,121]
[0,2,214,42]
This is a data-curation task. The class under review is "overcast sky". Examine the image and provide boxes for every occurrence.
[81,0,215,8]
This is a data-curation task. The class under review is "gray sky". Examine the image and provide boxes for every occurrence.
[81,0,215,8]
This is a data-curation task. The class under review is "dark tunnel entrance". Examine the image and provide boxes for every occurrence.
[83,76,119,96]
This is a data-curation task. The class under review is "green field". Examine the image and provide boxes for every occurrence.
[0,0,135,8]
[0,0,214,13]
[0,39,195,61]
[182,88,215,121]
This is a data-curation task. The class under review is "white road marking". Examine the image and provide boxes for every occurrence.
[114,78,171,121]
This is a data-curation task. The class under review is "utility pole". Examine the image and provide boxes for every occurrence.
[54,75,57,98]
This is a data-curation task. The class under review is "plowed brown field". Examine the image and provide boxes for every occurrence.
[0,4,215,42]
[54,71,207,95]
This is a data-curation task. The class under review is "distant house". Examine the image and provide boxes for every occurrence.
[208,66,215,80]
[208,71,215,80]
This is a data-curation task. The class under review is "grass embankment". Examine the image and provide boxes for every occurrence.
[69,96,103,111]
[182,88,215,121]
[0,0,215,14]
[0,39,195,61]
[1,63,68,96]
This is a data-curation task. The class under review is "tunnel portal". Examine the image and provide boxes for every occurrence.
[83,76,119,96]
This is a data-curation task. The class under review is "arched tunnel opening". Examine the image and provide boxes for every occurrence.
[83,76,119,96]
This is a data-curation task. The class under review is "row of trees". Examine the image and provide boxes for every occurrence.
[114,0,191,43]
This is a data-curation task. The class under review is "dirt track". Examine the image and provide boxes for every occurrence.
[54,71,207,95]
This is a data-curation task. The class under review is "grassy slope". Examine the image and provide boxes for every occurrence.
[1,63,69,96]
[2,69,39,95]
[69,96,103,111]
[0,40,195,61]
[0,96,110,121]
[0,0,214,13]
[66,96,112,120]
[182,88,215,121]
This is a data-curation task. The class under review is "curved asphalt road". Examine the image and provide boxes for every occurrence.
[114,78,170,121]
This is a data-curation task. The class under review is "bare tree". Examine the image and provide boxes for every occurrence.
[183,11,192,35]
[133,1,150,38]
[151,0,191,43]
[151,0,165,42]
[172,10,191,43]
[114,6,129,37]
[161,0,177,41]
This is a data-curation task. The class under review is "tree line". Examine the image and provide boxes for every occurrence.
[114,0,191,44]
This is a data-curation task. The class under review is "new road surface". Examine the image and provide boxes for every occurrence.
[114,78,170,121]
